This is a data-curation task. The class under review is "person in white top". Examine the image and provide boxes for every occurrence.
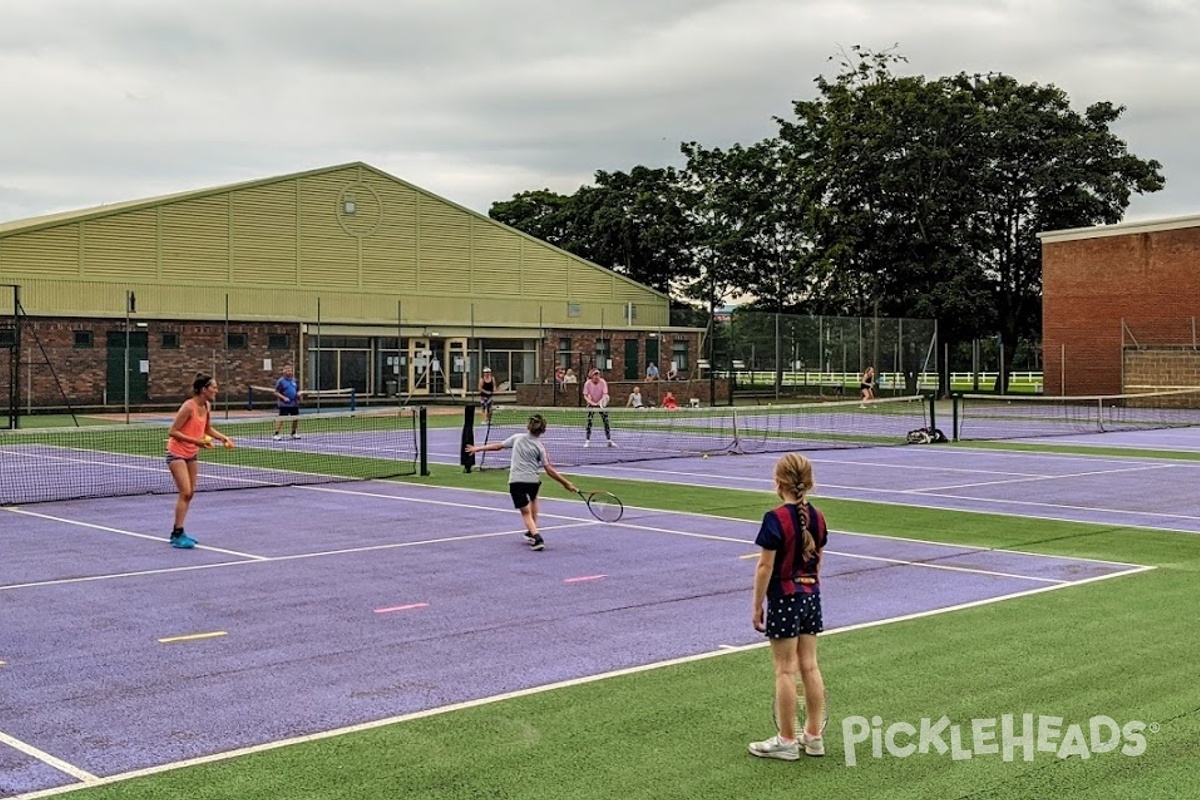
[627,386,647,409]
[582,368,614,447]
[464,414,576,551]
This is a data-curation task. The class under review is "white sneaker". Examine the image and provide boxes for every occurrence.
[607,439,616,447]
[273,433,282,441]
[291,433,300,440]
[801,732,825,757]
[583,440,590,448]
[748,734,799,761]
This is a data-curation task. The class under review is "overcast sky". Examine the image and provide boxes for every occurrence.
[2,0,1197,228]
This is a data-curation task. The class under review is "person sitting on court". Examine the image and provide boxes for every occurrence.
[627,386,648,409]
[661,391,679,410]
[645,362,660,381]
[583,368,614,447]
[272,365,300,441]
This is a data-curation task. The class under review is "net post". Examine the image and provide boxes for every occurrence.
[350,388,357,413]
[419,405,429,476]
[927,393,936,433]
[951,393,960,441]
[460,403,476,473]
[247,385,254,411]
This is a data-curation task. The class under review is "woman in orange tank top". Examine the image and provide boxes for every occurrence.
[166,373,231,549]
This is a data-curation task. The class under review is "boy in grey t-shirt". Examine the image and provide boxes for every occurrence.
[465,414,576,551]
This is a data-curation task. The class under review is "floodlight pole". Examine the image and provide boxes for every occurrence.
[124,290,132,424]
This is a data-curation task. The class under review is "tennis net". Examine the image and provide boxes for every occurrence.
[0,407,426,506]
[473,395,933,468]
[247,385,357,411]
[952,388,1200,441]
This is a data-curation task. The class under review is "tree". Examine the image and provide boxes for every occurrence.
[775,46,1164,391]
[489,167,696,294]
[958,73,1165,368]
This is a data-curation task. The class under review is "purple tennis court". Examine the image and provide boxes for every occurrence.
[429,423,1200,534]
[1,479,1145,796]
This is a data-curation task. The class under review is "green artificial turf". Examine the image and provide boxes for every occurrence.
[31,458,1200,800]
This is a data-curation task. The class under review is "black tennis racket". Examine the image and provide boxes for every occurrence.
[772,685,830,740]
[577,490,624,522]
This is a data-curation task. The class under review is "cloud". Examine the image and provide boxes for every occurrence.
[0,0,1195,224]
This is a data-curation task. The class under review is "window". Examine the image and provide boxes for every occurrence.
[268,334,290,350]
[595,338,610,370]
[567,302,581,318]
[672,340,689,371]
[161,332,180,349]
[73,330,93,348]
[0,329,14,348]
[227,332,248,350]
[557,337,572,370]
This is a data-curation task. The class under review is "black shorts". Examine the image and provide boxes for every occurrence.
[860,383,872,392]
[278,406,299,417]
[509,482,541,509]
[764,592,823,639]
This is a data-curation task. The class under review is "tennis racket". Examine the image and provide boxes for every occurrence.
[773,685,830,739]
[599,395,610,409]
[577,490,624,522]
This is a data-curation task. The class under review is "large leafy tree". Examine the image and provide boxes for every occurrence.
[489,167,695,294]
[959,73,1165,354]
[776,47,1164,385]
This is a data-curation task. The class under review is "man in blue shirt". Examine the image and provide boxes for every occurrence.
[272,365,301,441]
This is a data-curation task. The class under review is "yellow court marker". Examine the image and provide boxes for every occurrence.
[158,631,228,644]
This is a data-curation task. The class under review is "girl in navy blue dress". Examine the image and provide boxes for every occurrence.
[749,453,829,760]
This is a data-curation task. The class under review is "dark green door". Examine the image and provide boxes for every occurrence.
[106,331,149,404]
[624,339,639,380]
[646,338,660,374]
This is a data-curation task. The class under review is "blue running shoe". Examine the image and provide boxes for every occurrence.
[170,534,197,549]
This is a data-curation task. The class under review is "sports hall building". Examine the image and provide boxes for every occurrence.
[1040,212,1200,397]
[0,163,704,413]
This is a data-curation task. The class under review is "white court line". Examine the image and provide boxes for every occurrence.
[0,520,595,594]
[909,461,1177,493]
[564,461,1200,534]
[0,730,99,787]
[602,518,1067,584]
[2,507,266,560]
[11,560,1153,800]
[369,474,1147,568]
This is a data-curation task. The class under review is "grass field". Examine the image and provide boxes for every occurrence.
[31,457,1199,800]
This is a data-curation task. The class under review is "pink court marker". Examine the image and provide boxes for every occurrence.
[374,602,430,614]
[564,574,607,584]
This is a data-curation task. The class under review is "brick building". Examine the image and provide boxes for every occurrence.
[1040,213,1200,396]
[0,163,705,415]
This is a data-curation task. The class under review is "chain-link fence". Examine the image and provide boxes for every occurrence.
[713,311,939,399]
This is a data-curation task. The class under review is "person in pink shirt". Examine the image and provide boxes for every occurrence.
[582,368,614,447]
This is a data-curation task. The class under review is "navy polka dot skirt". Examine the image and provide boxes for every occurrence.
[765,592,823,639]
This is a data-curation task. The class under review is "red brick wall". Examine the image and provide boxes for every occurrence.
[1043,226,1200,395]
[15,317,301,408]
[540,328,701,383]
[518,378,729,407]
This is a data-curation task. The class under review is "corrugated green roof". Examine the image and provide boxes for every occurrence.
[0,161,669,301]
